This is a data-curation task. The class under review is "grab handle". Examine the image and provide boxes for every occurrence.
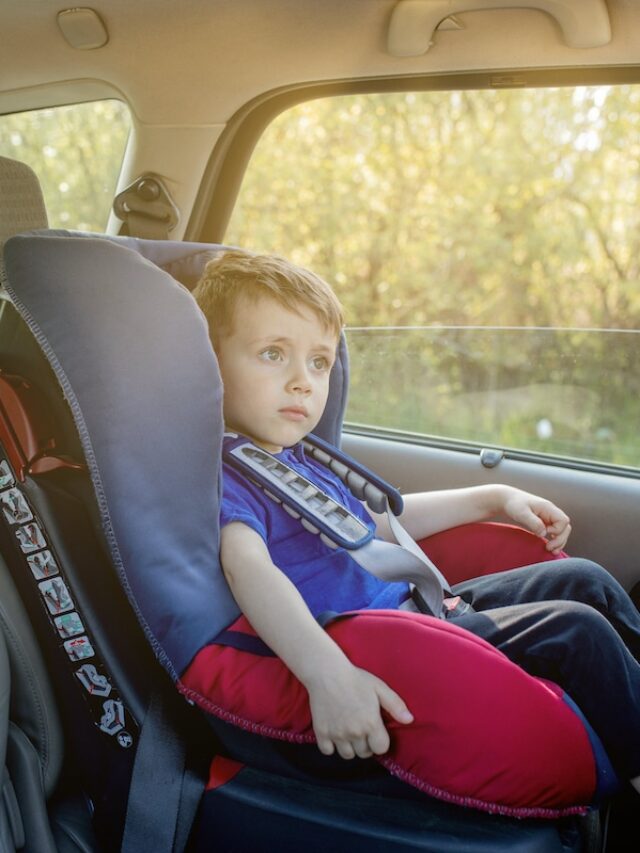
[387,0,611,56]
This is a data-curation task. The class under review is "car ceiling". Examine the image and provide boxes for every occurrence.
[1,0,637,125]
[1,0,637,239]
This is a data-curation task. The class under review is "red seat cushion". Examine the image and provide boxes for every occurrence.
[179,523,594,818]
[420,521,564,586]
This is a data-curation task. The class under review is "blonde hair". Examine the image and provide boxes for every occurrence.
[192,249,344,348]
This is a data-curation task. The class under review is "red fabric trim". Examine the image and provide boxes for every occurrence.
[378,757,588,819]
[206,756,245,790]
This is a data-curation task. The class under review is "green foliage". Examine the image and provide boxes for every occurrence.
[228,87,640,331]
[346,328,640,466]
[0,100,131,232]
[227,86,640,467]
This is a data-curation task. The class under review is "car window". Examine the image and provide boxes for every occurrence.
[226,86,640,471]
[0,100,130,232]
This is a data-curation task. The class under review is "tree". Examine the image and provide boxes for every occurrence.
[226,87,640,465]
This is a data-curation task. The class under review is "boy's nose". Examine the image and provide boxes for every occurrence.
[289,377,312,395]
[287,363,312,394]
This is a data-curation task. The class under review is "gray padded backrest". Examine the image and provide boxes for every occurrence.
[4,232,239,679]
[3,227,350,680]
[0,158,48,285]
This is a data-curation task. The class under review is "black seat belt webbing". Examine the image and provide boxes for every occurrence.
[121,691,204,853]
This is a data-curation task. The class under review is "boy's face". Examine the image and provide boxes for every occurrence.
[216,294,338,453]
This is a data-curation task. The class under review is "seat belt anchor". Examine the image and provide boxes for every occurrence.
[113,174,179,239]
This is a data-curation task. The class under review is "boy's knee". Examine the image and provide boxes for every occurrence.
[575,558,611,580]
[554,557,618,595]
[554,599,613,641]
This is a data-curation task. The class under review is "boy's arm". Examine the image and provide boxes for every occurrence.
[220,521,414,759]
[372,484,571,554]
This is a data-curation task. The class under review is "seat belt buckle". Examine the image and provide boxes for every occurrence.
[442,595,474,618]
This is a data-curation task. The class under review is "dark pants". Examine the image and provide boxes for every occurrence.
[451,559,640,780]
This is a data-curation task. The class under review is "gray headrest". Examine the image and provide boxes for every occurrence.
[0,158,48,284]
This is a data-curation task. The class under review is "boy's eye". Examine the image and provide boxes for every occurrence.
[310,355,331,371]
[259,347,283,362]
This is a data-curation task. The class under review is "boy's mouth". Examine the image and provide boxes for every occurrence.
[279,406,308,422]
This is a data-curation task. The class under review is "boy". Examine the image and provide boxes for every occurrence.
[193,249,640,793]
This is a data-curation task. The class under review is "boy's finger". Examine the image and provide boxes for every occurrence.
[545,525,571,551]
[367,725,390,755]
[377,682,414,725]
[517,508,546,536]
[335,740,356,760]
[316,737,335,756]
[545,511,570,530]
[546,540,568,554]
[531,518,548,537]
[352,737,373,758]
[545,517,570,535]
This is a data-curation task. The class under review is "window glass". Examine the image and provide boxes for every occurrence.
[226,87,640,469]
[0,100,131,232]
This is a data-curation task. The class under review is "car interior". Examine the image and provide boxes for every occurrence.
[0,1,639,851]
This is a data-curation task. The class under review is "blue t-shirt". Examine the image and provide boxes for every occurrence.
[220,443,410,620]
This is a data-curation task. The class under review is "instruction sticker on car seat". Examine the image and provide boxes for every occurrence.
[0,488,32,524]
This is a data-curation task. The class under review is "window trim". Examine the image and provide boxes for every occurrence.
[0,81,129,120]
[345,423,640,481]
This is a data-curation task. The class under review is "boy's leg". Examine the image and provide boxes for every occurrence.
[453,557,640,660]
[451,595,640,781]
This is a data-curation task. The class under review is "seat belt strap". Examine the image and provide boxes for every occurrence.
[387,506,451,591]
[223,435,450,618]
[351,504,451,617]
[121,691,204,853]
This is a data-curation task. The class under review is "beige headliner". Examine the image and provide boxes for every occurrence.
[1,0,638,236]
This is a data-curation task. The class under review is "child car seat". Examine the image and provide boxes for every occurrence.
[0,156,102,852]
[0,159,211,852]
[0,552,103,853]
[0,158,609,851]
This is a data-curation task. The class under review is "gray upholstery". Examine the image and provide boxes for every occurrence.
[0,560,63,797]
[0,157,48,285]
[0,155,97,851]
[0,155,62,795]
[3,229,351,678]
[0,618,9,776]
[4,233,234,678]
[0,571,50,851]
[0,156,55,401]
[0,156,64,786]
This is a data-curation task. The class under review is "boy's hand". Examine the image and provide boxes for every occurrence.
[306,663,413,759]
[502,488,571,554]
